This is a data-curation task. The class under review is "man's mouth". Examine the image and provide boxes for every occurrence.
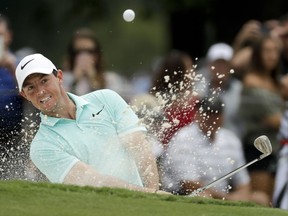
[40,96,52,104]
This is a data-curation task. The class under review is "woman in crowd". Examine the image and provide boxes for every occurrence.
[239,33,285,202]
[62,27,131,99]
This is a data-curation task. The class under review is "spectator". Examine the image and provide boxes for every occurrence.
[231,19,281,81]
[15,53,170,195]
[149,50,199,146]
[195,42,243,138]
[270,13,288,76]
[159,98,269,206]
[0,15,24,179]
[62,27,132,100]
[239,33,285,201]
[272,73,288,210]
[231,20,263,80]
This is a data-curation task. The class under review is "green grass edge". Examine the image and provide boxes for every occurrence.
[1,180,288,216]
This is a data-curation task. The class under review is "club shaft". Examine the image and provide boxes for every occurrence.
[188,154,265,197]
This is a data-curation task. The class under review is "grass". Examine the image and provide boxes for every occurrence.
[0,180,287,216]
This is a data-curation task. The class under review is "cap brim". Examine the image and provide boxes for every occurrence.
[18,68,53,92]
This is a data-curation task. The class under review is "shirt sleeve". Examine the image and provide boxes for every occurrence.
[97,89,147,136]
[30,137,79,183]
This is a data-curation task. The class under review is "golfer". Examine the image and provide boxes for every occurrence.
[16,53,167,194]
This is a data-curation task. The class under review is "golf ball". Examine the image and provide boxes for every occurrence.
[123,9,135,22]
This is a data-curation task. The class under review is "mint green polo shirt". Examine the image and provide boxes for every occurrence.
[30,89,147,185]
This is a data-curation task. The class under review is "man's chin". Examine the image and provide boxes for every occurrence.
[39,105,56,114]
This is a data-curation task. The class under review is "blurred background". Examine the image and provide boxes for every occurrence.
[1,0,288,78]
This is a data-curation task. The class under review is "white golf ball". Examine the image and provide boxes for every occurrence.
[123,9,135,22]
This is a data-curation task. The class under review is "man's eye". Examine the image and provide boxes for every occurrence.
[27,86,34,91]
[41,79,48,84]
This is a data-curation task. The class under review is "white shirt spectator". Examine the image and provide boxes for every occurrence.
[160,123,250,194]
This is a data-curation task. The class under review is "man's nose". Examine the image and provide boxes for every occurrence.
[36,85,45,96]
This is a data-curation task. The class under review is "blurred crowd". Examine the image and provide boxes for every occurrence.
[2,12,288,210]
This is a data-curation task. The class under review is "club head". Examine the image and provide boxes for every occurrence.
[254,135,272,155]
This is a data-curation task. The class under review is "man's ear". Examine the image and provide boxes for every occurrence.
[56,69,64,82]
[20,91,28,100]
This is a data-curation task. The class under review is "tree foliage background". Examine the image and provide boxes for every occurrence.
[1,0,288,77]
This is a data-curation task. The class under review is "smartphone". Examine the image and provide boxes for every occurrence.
[0,35,4,59]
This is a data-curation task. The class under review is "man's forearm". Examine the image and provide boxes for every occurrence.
[136,153,160,189]
[122,132,161,189]
[64,161,158,193]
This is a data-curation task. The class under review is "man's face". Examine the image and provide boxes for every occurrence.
[196,111,223,138]
[20,70,64,115]
[209,59,231,87]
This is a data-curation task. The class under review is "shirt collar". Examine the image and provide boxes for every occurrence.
[40,92,89,126]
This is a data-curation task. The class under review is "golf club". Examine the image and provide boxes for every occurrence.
[187,135,272,197]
